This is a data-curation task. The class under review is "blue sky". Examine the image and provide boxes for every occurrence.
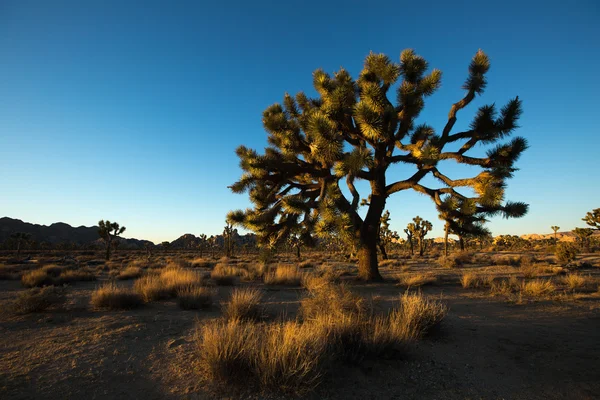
[1,0,599,243]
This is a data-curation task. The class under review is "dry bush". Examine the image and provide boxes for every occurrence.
[0,264,21,280]
[460,272,481,288]
[298,260,315,269]
[134,267,203,301]
[396,273,436,287]
[562,274,589,291]
[242,263,267,281]
[493,255,521,267]
[555,243,578,265]
[520,263,541,279]
[264,265,303,286]
[41,264,64,277]
[22,269,55,288]
[300,282,367,320]
[117,266,143,280]
[91,283,144,310]
[10,286,66,314]
[211,264,244,285]
[473,254,493,265]
[521,280,555,297]
[177,286,215,310]
[167,258,191,269]
[60,268,96,283]
[223,288,264,321]
[437,253,471,268]
[490,276,521,296]
[389,292,448,341]
[134,275,170,301]
[191,257,214,268]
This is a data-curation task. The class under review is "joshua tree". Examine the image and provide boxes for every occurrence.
[144,242,153,260]
[551,226,560,242]
[406,216,432,256]
[582,208,600,230]
[228,49,528,280]
[198,234,208,257]
[287,234,304,259]
[98,220,126,260]
[378,210,399,259]
[404,227,414,255]
[572,227,594,253]
[223,223,234,257]
[10,232,32,256]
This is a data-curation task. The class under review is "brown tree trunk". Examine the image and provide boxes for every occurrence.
[459,236,465,251]
[444,223,449,257]
[418,237,424,256]
[378,242,388,260]
[357,180,385,281]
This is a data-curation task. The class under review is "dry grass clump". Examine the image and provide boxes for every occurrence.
[241,263,267,281]
[460,272,482,288]
[520,279,555,297]
[211,263,244,285]
[167,258,191,269]
[197,288,447,395]
[396,273,436,287]
[520,263,541,279]
[60,268,96,283]
[22,269,55,288]
[264,265,303,286]
[177,286,215,310]
[489,276,521,296]
[41,264,65,277]
[117,266,143,280]
[91,283,144,310]
[493,255,522,266]
[300,282,366,320]
[438,253,470,268]
[298,260,315,269]
[562,274,589,291]
[190,257,214,268]
[9,286,66,314]
[134,267,204,301]
[223,288,264,321]
[0,264,22,280]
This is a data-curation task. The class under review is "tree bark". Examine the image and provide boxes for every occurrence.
[357,179,385,281]
[378,242,388,260]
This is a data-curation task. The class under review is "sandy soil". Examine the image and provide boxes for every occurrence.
[1,252,599,399]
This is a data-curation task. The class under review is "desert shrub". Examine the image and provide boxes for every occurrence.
[22,269,55,288]
[134,275,171,301]
[41,264,65,277]
[562,274,589,291]
[472,254,492,265]
[223,288,264,321]
[300,282,366,320]
[242,263,267,281]
[520,263,540,279]
[91,283,144,310]
[555,243,578,265]
[211,264,244,285]
[160,267,204,293]
[489,276,521,296]
[167,258,191,269]
[298,260,315,269]
[263,265,302,286]
[0,264,21,280]
[521,279,555,297]
[60,268,96,283]
[460,272,481,288]
[437,254,466,268]
[117,266,143,280]
[492,255,522,266]
[10,286,66,314]
[396,273,436,287]
[191,257,213,268]
[389,292,448,341]
[177,286,215,310]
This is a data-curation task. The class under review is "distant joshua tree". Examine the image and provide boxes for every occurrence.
[404,227,414,255]
[582,208,600,230]
[198,234,208,258]
[572,227,594,253]
[98,220,126,260]
[228,49,528,280]
[10,232,32,257]
[406,216,432,256]
[223,223,234,257]
[551,226,560,242]
[378,210,399,260]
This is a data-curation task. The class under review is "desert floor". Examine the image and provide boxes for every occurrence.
[1,251,600,399]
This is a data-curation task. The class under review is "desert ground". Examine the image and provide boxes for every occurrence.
[1,250,600,400]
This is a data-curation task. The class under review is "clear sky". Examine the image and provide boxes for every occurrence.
[1,0,599,243]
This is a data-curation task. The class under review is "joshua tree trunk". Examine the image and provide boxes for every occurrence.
[459,236,465,251]
[356,183,385,281]
[378,242,388,260]
[444,222,449,257]
[418,237,424,256]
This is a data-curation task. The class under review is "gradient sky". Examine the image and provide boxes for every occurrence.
[1,0,599,243]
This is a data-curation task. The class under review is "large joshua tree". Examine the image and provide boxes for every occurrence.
[229,49,528,280]
[98,220,126,261]
[582,208,600,230]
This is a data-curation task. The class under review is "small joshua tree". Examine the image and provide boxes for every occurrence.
[10,232,32,257]
[572,227,594,253]
[407,216,432,256]
[551,226,560,242]
[98,220,126,260]
[404,227,414,255]
[198,234,208,258]
[378,210,399,260]
[287,234,304,259]
[582,208,600,230]
[223,223,234,257]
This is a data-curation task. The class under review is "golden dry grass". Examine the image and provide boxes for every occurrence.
[177,286,215,310]
[91,283,144,310]
[397,273,436,287]
[210,263,244,285]
[134,267,204,302]
[223,287,264,321]
[21,269,55,287]
[117,266,143,280]
[562,274,589,291]
[521,280,556,297]
[9,286,66,314]
[263,265,303,286]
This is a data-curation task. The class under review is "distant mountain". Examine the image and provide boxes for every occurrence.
[0,217,153,249]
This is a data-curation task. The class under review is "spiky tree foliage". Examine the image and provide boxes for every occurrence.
[582,208,600,230]
[229,49,528,280]
[551,226,560,242]
[406,216,433,256]
[493,235,531,251]
[378,210,399,260]
[98,220,126,260]
[10,232,32,256]
[572,227,594,252]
